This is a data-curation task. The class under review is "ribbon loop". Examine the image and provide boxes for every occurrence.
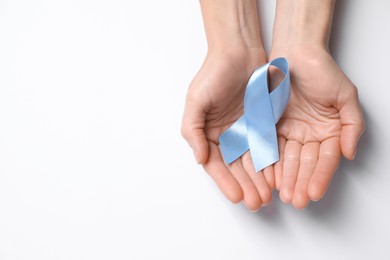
[219,57,290,172]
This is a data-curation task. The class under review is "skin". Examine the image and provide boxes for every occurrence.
[181,0,365,211]
[270,0,365,209]
[182,0,270,211]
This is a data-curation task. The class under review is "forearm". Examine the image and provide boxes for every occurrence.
[200,0,264,53]
[271,0,335,52]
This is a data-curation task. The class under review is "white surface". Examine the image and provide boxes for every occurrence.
[0,0,389,259]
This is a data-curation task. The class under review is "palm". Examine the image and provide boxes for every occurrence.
[185,51,267,145]
[278,53,343,145]
[199,57,252,143]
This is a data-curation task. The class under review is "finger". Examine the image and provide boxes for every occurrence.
[263,165,275,191]
[228,158,262,211]
[274,136,287,191]
[203,142,243,203]
[338,86,365,160]
[292,142,320,209]
[181,98,209,164]
[308,137,341,201]
[241,152,272,206]
[280,140,302,204]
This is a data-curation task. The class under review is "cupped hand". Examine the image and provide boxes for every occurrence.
[269,47,365,209]
[181,49,274,211]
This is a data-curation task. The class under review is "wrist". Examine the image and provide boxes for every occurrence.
[207,37,264,55]
[269,45,333,83]
[270,44,328,61]
[271,0,335,54]
[200,0,264,52]
[206,46,266,76]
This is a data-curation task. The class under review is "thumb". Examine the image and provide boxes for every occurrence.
[338,86,365,160]
[181,98,209,164]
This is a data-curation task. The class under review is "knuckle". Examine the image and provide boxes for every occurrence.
[321,151,339,159]
[284,154,299,162]
[354,117,366,136]
[360,118,366,134]
[301,155,316,164]
[350,84,359,97]
[180,125,190,140]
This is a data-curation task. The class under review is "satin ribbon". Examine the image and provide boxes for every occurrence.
[219,57,290,172]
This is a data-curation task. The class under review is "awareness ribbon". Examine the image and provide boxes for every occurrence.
[219,57,290,172]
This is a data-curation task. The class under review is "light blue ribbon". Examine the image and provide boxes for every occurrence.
[219,57,290,172]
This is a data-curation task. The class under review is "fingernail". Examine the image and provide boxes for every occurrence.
[262,201,271,207]
[352,149,357,160]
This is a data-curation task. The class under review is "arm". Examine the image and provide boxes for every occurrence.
[269,0,365,209]
[181,0,271,211]
[272,0,335,51]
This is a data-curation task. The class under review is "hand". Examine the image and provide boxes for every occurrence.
[269,47,365,209]
[181,48,275,211]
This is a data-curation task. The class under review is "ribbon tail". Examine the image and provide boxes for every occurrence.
[219,116,249,164]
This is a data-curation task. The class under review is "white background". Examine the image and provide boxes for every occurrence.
[0,0,389,259]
